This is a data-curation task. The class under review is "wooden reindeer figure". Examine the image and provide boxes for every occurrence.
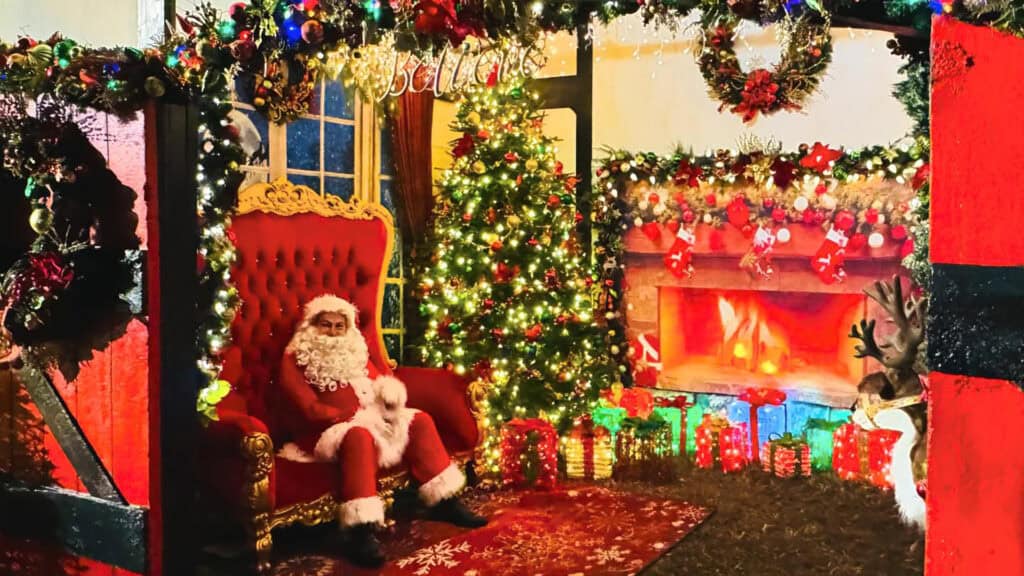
[849,276,928,530]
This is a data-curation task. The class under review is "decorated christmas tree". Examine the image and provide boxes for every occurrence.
[417,73,617,471]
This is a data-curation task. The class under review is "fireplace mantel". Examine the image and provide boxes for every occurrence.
[623,224,903,407]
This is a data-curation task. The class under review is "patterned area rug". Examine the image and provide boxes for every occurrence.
[272,485,711,576]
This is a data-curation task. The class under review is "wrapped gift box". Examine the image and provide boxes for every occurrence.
[695,414,748,473]
[760,433,812,478]
[802,418,847,472]
[613,418,674,481]
[500,418,558,489]
[565,417,614,480]
[832,422,900,488]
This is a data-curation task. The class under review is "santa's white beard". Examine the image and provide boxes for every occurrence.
[287,327,369,392]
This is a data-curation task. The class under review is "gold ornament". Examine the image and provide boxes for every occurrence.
[472,161,487,174]
[467,111,482,125]
[525,158,539,171]
[507,215,521,226]
[144,76,166,98]
[29,206,53,234]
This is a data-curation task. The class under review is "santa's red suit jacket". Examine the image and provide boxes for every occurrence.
[276,352,383,455]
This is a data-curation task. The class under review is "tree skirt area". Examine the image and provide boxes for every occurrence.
[269,485,710,576]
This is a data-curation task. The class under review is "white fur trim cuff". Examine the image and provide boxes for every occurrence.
[339,496,385,527]
[419,463,466,507]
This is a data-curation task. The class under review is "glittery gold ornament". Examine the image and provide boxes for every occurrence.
[472,161,487,174]
[467,111,481,125]
[525,158,539,171]
[29,206,53,233]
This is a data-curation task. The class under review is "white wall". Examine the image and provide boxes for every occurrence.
[0,0,140,46]
[587,15,913,154]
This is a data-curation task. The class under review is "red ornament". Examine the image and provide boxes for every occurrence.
[300,20,324,44]
[303,0,320,10]
[800,142,843,172]
[864,208,879,224]
[801,209,816,225]
[900,237,915,259]
[504,151,519,163]
[682,209,695,224]
[490,240,503,251]
[813,210,826,225]
[848,233,867,252]
[483,298,495,309]
[891,224,908,241]
[230,39,257,61]
[647,192,661,205]
[834,210,856,231]
[554,161,564,175]
[547,195,561,208]
[527,237,539,247]
[476,129,489,140]
[462,212,472,222]
[704,193,717,207]
[726,197,750,228]
[564,176,580,192]
[452,133,474,158]
[763,198,774,209]
[771,207,786,223]
[815,183,828,196]
[525,324,543,341]
[494,262,519,283]
[575,211,584,223]
[544,268,559,287]
[640,222,661,242]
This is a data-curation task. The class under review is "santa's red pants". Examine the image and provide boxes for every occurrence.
[337,411,463,526]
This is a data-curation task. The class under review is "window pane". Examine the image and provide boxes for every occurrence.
[324,176,354,200]
[381,124,394,176]
[388,227,402,277]
[380,179,395,213]
[288,173,320,193]
[286,118,320,171]
[384,333,402,363]
[231,109,269,168]
[324,122,355,174]
[324,80,355,120]
[383,284,401,329]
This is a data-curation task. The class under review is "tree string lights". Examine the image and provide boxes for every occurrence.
[416,73,617,473]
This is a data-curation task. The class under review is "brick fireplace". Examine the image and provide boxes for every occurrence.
[624,223,905,407]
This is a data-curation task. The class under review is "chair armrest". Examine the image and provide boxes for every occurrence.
[395,366,480,454]
[201,409,277,514]
[203,410,271,456]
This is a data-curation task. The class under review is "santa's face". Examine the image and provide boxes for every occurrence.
[315,311,349,337]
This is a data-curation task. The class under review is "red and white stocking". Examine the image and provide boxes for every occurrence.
[630,333,662,388]
[811,226,848,284]
[743,225,776,280]
[664,227,695,278]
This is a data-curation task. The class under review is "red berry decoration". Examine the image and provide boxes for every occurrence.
[771,207,786,223]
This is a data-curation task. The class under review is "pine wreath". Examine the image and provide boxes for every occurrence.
[697,12,833,123]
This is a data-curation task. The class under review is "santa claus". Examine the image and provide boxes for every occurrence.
[276,294,487,567]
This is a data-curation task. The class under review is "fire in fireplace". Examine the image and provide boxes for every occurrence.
[659,288,867,406]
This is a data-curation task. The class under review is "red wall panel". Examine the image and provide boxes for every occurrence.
[928,16,1024,575]
[930,17,1024,267]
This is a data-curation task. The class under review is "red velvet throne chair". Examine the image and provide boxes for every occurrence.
[200,179,481,572]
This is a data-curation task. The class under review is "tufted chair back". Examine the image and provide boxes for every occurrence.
[221,179,396,431]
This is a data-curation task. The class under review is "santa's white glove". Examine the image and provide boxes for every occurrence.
[374,376,407,426]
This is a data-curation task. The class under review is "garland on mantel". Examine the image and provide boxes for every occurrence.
[593,138,929,385]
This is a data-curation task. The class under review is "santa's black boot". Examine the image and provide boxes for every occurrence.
[428,497,488,528]
[345,523,386,569]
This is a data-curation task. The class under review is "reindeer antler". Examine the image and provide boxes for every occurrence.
[863,276,926,371]
[849,318,885,362]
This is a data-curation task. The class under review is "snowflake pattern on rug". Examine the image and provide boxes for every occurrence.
[395,539,472,575]
[271,485,711,576]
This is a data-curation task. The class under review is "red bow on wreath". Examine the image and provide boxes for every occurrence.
[5,252,75,305]
[732,69,780,123]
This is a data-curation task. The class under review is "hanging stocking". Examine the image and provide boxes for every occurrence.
[664,226,695,278]
[630,333,662,388]
[741,225,776,280]
[811,226,848,284]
